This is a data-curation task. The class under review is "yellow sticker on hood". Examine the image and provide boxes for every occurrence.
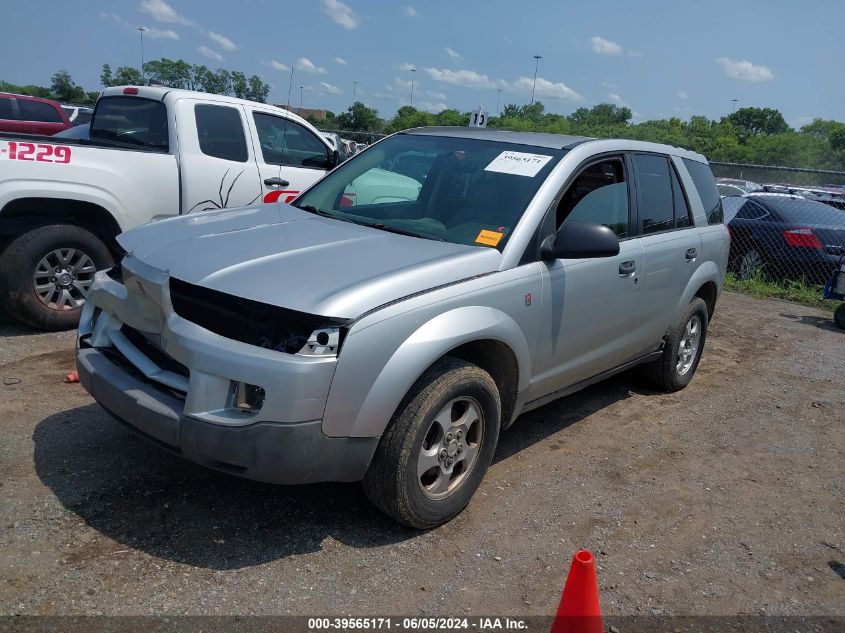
[475,229,504,246]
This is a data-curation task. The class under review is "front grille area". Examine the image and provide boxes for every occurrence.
[121,325,189,378]
[168,277,350,354]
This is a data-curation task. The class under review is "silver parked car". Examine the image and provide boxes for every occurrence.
[76,128,729,528]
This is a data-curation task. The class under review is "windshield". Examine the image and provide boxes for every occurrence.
[294,133,566,249]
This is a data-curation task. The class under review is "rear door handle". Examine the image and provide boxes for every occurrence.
[619,260,636,276]
[686,247,697,261]
[263,177,290,187]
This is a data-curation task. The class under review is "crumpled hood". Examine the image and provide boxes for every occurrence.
[118,203,501,319]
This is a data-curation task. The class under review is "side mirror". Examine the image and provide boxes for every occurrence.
[540,221,620,260]
[327,149,340,169]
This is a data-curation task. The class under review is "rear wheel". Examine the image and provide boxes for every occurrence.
[0,224,112,330]
[362,357,501,529]
[738,248,765,280]
[641,298,709,392]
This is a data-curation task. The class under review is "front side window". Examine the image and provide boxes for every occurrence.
[295,133,565,249]
[18,99,62,123]
[634,154,674,234]
[195,104,248,162]
[90,96,169,151]
[557,159,629,239]
[253,113,329,169]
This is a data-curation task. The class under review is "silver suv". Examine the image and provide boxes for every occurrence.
[76,128,729,528]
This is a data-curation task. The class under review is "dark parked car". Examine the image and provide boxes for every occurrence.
[53,123,90,140]
[723,193,845,281]
[0,93,72,135]
[716,177,762,197]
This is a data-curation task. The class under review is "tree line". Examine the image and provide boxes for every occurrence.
[315,101,845,172]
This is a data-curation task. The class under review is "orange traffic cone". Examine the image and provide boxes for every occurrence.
[550,550,603,633]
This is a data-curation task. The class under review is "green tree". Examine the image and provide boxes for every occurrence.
[100,64,144,87]
[50,70,86,103]
[337,101,382,132]
[246,75,270,103]
[724,107,790,141]
[230,71,249,99]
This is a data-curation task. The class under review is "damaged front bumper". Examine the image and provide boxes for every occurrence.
[75,255,377,484]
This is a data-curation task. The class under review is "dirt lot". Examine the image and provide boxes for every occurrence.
[0,291,842,618]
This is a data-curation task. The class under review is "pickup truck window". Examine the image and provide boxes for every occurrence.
[295,133,565,249]
[0,97,14,119]
[683,158,723,225]
[90,96,168,152]
[18,99,62,123]
[557,159,629,239]
[195,104,248,163]
[253,113,329,169]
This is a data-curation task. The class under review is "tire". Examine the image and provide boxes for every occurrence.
[0,224,113,331]
[641,297,709,392]
[834,303,845,330]
[737,247,765,280]
[362,357,501,529]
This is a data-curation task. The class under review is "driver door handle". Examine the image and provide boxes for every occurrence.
[264,177,290,187]
[686,247,697,261]
[619,260,636,276]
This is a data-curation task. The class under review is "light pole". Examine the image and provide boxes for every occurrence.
[353,81,358,101]
[138,26,148,82]
[496,88,502,115]
[531,54,543,104]
[286,67,294,109]
[731,98,739,113]
[300,86,304,111]
[409,68,416,106]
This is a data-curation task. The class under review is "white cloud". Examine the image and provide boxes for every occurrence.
[627,50,642,58]
[427,90,447,101]
[319,0,361,30]
[317,81,343,94]
[140,0,196,27]
[334,57,347,65]
[716,57,774,82]
[296,57,327,74]
[101,13,179,39]
[402,5,418,17]
[397,62,416,71]
[443,47,462,61]
[608,92,626,105]
[509,76,583,102]
[601,81,618,90]
[418,101,448,113]
[677,90,688,100]
[206,31,237,51]
[264,60,290,71]
[590,35,623,56]
[197,46,224,62]
[425,67,501,90]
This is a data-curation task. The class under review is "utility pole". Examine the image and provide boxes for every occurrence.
[300,86,304,111]
[496,88,502,115]
[409,68,416,106]
[531,54,542,104]
[286,67,294,109]
[138,27,148,82]
[731,98,739,113]
[353,81,358,101]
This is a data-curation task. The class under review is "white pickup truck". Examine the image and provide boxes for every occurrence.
[0,86,338,329]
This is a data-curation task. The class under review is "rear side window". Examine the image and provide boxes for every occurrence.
[18,99,62,123]
[634,154,674,234]
[195,104,248,162]
[91,96,169,151]
[683,158,723,224]
[735,200,769,220]
[0,97,13,120]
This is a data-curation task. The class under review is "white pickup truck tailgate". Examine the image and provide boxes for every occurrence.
[0,138,180,231]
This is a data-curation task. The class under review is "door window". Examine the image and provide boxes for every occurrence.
[634,154,675,234]
[195,104,248,162]
[557,158,629,239]
[18,99,62,123]
[253,113,329,169]
[671,164,693,228]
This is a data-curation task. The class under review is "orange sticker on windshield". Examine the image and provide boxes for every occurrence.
[475,229,504,246]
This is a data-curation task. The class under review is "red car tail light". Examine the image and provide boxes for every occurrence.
[123,87,139,95]
[783,227,822,249]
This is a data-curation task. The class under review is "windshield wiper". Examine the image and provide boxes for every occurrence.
[293,204,337,219]
[344,217,445,241]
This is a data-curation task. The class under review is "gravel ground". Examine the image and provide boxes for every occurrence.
[0,291,843,617]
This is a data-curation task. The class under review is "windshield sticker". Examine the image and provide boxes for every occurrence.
[484,151,553,177]
[475,229,504,247]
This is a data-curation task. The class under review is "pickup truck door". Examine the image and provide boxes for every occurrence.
[623,153,702,360]
[530,156,644,399]
[174,100,263,213]
[245,109,331,204]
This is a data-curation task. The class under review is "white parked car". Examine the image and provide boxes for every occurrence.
[0,86,338,329]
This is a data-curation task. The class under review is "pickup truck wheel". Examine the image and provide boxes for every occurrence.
[362,357,501,529]
[0,224,112,331]
[641,297,708,392]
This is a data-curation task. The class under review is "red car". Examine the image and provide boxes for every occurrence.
[0,93,72,136]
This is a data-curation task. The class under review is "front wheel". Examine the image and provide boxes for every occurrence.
[641,297,709,392]
[0,224,113,330]
[362,357,501,529]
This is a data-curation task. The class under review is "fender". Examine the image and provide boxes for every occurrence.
[0,182,126,229]
[321,306,532,438]
[676,259,722,321]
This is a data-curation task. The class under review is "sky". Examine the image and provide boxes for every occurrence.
[1,0,843,127]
